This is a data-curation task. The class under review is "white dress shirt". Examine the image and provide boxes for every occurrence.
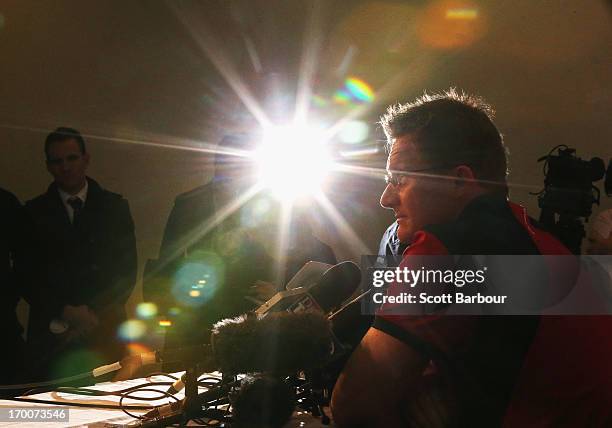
[58,181,89,223]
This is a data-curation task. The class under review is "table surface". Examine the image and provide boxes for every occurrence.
[0,372,332,427]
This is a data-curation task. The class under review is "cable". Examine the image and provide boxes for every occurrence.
[9,396,154,410]
[8,372,187,416]
[54,381,174,397]
[0,371,93,390]
[146,372,180,381]
[0,359,127,391]
[119,388,180,420]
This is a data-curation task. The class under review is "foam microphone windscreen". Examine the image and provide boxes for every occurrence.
[211,312,332,375]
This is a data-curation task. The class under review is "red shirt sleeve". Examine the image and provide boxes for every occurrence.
[373,231,477,358]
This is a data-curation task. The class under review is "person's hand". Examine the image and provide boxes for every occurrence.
[61,305,99,337]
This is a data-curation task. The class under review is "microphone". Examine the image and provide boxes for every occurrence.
[231,374,295,428]
[163,290,374,394]
[163,311,333,374]
[134,312,333,426]
[285,261,333,290]
[307,261,361,314]
[309,291,374,394]
[212,311,333,375]
[255,261,361,316]
[328,290,374,348]
[110,311,333,378]
[138,380,237,426]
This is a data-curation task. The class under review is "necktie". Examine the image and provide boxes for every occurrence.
[67,197,83,224]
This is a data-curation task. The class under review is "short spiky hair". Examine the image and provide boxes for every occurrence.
[380,89,507,184]
[44,127,86,160]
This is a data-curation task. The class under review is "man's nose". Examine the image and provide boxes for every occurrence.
[380,184,397,209]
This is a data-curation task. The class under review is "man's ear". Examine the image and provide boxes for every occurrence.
[453,165,476,192]
[83,152,91,167]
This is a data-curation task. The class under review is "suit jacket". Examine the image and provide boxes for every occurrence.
[149,182,336,354]
[24,178,137,359]
[151,182,273,346]
[0,188,29,385]
[159,183,216,262]
[0,188,25,340]
[158,182,337,274]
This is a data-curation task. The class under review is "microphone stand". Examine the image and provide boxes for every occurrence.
[306,369,331,425]
[134,369,238,427]
[180,366,200,425]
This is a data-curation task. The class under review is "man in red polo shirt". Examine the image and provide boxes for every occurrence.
[331,90,612,427]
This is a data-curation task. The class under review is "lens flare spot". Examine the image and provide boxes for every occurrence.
[311,94,328,107]
[446,8,478,20]
[333,89,352,105]
[126,342,151,355]
[418,1,486,49]
[159,320,173,327]
[118,319,147,342]
[168,307,181,316]
[345,77,374,102]
[171,254,223,307]
[338,120,370,144]
[136,302,158,319]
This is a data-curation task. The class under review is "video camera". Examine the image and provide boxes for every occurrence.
[535,145,612,254]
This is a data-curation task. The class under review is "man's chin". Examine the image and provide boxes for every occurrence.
[396,225,413,245]
[57,179,84,193]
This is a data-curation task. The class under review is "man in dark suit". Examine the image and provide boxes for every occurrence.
[24,127,137,379]
[0,187,27,388]
[147,135,336,356]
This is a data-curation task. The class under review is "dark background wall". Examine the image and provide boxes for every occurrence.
[1,0,610,315]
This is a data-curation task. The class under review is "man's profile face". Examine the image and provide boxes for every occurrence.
[380,134,456,244]
[46,138,89,194]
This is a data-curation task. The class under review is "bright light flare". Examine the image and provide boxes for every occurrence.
[446,8,478,20]
[135,302,158,319]
[117,320,147,342]
[254,124,333,201]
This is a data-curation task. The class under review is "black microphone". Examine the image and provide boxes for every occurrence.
[211,311,333,375]
[135,312,332,426]
[328,290,374,348]
[231,374,295,428]
[255,261,361,316]
[119,311,333,375]
[310,291,375,395]
[307,261,361,314]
